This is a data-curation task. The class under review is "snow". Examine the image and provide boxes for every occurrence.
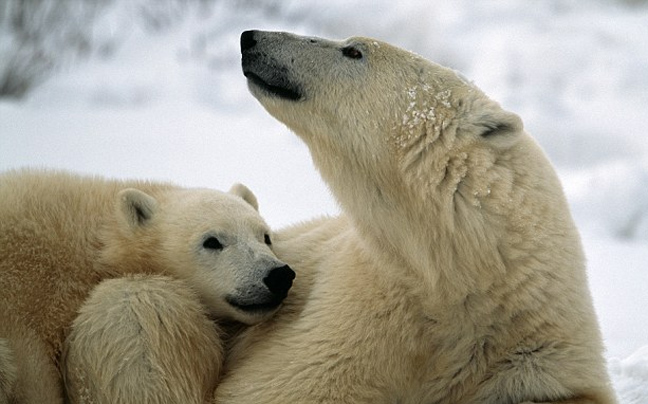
[1,0,647,401]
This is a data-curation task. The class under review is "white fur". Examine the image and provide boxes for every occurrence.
[0,169,287,403]
[63,276,222,404]
[210,31,617,403]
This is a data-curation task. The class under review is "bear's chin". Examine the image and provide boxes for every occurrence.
[244,72,302,101]
[225,295,284,320]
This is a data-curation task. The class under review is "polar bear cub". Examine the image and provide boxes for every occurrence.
[0,169,294,404]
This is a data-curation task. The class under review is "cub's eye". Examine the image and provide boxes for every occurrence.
[341,46,363,59]
[203,236,223,250]
[264,234,272,245]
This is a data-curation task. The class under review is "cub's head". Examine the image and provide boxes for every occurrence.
[115,184,294,325]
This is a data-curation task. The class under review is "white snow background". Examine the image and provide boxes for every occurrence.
[1,0,647,401]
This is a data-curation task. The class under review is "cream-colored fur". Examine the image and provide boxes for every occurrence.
[0,169,292,403]
[63,275,222,404]
[212,31,617,403]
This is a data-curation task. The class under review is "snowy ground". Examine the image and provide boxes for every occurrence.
[1,0,647,401]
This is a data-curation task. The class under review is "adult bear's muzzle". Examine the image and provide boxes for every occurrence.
[240,30,303,101]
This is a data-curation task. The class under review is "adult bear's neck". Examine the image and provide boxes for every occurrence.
[307,134,489,307]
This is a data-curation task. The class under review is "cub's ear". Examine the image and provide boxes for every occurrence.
[229,183,259,211]
[118,188,158,229]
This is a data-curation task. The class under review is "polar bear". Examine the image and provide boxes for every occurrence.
[214,31,617,403]
[62,275,221,404]
[0,169,294,404]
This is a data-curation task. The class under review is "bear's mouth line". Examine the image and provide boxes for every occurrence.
[226,295,283,313]
[243,71,302,101]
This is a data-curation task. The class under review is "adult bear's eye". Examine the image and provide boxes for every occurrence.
[342,46,363,59]
[203,236,223,250]
[264,234,272,245]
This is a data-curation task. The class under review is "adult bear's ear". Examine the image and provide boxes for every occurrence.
[118,188,158,229]
[229,183,259,211]
[462,99,523,147]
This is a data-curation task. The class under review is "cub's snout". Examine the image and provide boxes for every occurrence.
[263,264,295,299]
[224,261,295,324]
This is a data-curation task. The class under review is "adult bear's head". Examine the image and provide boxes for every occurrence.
[239,30,572,301]
[240,30,524,197]
[241,29,522,150]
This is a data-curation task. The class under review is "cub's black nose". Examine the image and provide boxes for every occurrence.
[263,265,295,298]
[241,30,257,52]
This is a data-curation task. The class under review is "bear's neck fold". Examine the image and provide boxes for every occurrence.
[308,136,497,307]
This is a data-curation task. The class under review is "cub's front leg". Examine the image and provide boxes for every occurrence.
[63,275,223,404]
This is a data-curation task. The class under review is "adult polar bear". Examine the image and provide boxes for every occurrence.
[213,31,617,403]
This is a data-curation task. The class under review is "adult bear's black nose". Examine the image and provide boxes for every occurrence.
[263,265,295,298]
[241,30,257,52]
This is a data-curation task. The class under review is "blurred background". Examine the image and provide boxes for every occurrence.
[1,0,647,401]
